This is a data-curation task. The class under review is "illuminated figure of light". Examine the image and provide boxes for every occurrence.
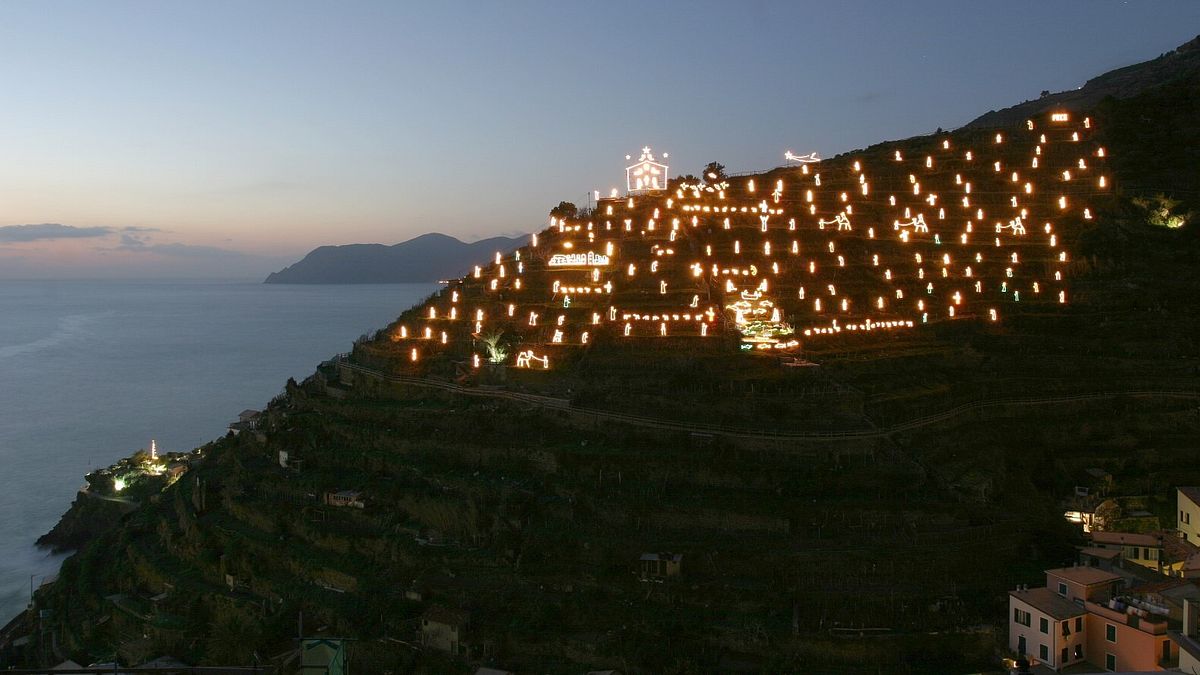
[784,151,821,164]
[626,147,669,192]
[818,212,852,231]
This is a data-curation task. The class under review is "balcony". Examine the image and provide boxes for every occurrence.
[1086,599,1168,635]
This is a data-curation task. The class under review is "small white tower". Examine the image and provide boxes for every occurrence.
[150,439,158,462]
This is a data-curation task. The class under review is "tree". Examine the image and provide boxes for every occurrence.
[1132,193,1191,229]
[549,201,578,219]
[702,162,727,183]
[480,331,510,364]
[670,174,700,189]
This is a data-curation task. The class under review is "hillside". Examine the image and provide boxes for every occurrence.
[263,233,524,284]
[967,34,1200,128]
[17,65,1200,673]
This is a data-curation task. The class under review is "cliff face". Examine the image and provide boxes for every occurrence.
[263,233,524,284]
[36,491,135,553]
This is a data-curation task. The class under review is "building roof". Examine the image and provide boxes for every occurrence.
[1045,566,1121,586]
[1172,630,1200,662]
[1009,587,1086,620]
[1080,546,1122,560]
[1091,531,1162,548]
[640,552,682,562]
[422,605,469,627]
[1181,487,1200,508]
[1127,578,1191,595]
[1164,533,1200,561]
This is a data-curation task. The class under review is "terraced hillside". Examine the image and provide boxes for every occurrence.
[362,111,1109,381]
[24,74,1200,674]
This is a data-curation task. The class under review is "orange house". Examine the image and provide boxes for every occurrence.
[1084,598,1177,671]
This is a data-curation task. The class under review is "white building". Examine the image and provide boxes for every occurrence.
[1179,487,1200,543]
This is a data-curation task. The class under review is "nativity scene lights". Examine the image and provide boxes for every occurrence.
[374,112,1108,371]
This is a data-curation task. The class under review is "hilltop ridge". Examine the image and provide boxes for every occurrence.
[967,34,1200,128]
[264,232,524,284]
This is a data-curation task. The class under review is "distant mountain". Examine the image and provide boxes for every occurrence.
[966,35,1200,128]
[264,233,525,284]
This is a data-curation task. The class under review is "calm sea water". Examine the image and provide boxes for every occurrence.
[0,280,435,622]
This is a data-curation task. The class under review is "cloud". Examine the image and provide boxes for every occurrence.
[121,226,165,233]
[110,240,255,259]
[0,223,113,242]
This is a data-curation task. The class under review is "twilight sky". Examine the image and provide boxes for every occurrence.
[0,1,1197,279]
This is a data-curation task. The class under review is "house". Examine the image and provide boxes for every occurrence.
[1084,592,1178,671]
[1008,585,1087,670]
[1183,553,1200,580]
[228,409,262,435]
[1090,531,1166,572]
[323,490,364,509]
[1179,487,1200,543]
[1171,597,1200,673]
[639,552,682,582]
[421,606,470,655]
[625,147,668,192]
[165,463,186,482]
[1045,566,1122,603]
[1009,565,1186,672]
[1080,546,1123,571]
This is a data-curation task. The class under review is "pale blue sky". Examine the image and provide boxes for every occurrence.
[0,1,1196,278]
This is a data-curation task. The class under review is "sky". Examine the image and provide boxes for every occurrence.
[0,1,1197,279]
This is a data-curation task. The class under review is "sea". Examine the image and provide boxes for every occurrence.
[0,280,436,623]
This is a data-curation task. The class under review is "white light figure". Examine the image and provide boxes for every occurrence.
[150,439,158,461]
[784,151,821,164]
[515,350,549,369]
[626,147,668,192]
[895,214,928,233]
[818,212,852,231]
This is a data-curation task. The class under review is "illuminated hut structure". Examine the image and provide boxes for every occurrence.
[626,146,669,192]
[361,112,1109,374]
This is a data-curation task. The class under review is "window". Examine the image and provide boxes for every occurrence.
[1074,644,1083,659]
[1039,643,1049,661]
[1040,617,1049,634]
[1106,623,1117,642]
[1075,616,1083,632]
[1106,652,1116,670]
[1062,620,1071,636]
[1058,582,1068,596]
[1061,647,1069,664]
[1144,547,1153,560]
[1130,547,1140,559]
[1014,608,1031,627]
